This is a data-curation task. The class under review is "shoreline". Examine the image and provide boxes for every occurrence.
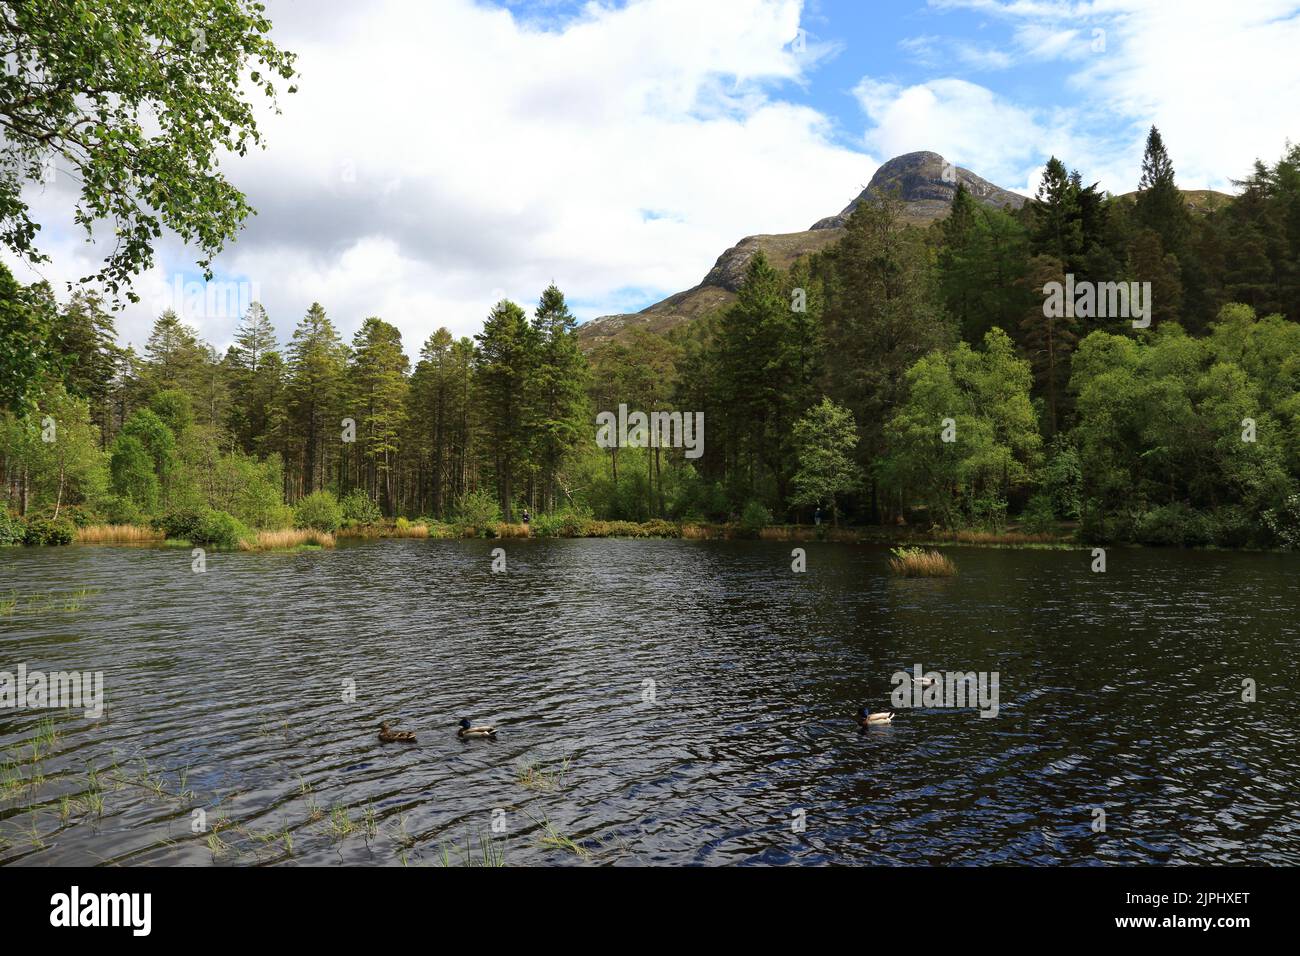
[1,519,1290,553]
[0,519,1174,552]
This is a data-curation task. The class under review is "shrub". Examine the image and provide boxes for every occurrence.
[60,506,94,528]
[1043,436,1082,520]
[0,512,26,546]
[391,517,429,538]
[190,509,251,548]
[1262,493,1300,549]
[23,517,75,546]
[293,492,343,533]
[153,508,206,542]
[965,493,1008,532]
[1019,492,1057,535]
[96,494,145,526]
[531,507,593,538]
[640,519,680,538]
[1134,503,1213,547]
[340,489,382,526]
[738,500,773,537]
[454,489,502,534]
[1209,506,1255,549]
[260,503,296,531]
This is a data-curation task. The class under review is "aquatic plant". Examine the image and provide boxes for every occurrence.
[537,819,590,859]
[326,804,355,838]
[888,546,957,577]
[436,830,506,867]
[516,756,570,793]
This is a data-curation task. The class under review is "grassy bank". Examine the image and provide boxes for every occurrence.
[71,523,334,551]
[59,518,1081,549]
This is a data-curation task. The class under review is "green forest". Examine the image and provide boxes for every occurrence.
[3,129,1300,549]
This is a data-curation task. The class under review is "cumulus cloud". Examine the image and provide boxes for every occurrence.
[888,0,1300,194]
[853,76,1055,189]
[5,0,873,355]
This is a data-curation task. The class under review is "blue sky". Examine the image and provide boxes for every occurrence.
[10,0,1300,352]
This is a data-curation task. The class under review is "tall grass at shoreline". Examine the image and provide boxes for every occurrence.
[74,524,163,545]
[239,529,336,550]
[888,546,958,577]
[61,516,1077,551]
[336,520,430,539]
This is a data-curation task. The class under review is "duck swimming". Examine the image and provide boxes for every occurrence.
[378,721,417,743]
[457,718,497,739]
[858,706,894,726]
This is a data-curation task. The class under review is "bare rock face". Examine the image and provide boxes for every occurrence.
[809,150,1026,230]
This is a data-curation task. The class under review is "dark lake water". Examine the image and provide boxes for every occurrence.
[1,539,1297,866]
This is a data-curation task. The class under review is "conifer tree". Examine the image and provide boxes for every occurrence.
[1135,126,1190,254]
[347,317,409,511]
[475,300,537,520]
[529,285,589,513]
[286,303,345,496]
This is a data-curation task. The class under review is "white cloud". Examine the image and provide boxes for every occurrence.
[853,76,1054,190]
[908,0,1300,193]
[6,0,872,355]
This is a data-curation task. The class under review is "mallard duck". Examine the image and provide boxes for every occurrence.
[857,706,894,726]
[457,718,497,739]
[378,721,417,743]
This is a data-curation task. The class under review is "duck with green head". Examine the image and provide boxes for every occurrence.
[457,718,497,739]
[858,706,894,727]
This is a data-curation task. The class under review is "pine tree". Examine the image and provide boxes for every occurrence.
[286,303,346,496]
[347,317,409,512]
[227,302,281,454]
[1135,125,1190,254]
[1018,255,1078,436]
[140,310,207,398]
[232,303,277,374]
[475,300,537,521]
[529,284,589,513]
[1031,157,1083,267]
[52,290,119,441]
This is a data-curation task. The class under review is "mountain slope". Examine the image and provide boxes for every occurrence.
[577,152,1232,350]
[578,151,1025,350]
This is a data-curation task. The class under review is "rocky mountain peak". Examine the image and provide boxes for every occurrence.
[809,150,1026,230]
